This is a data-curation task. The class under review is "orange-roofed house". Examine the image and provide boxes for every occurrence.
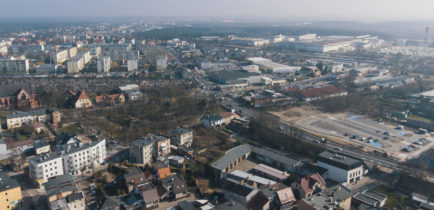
[67,90,92,108]
[95,95,104,104]
[106,93,126,104]
[157,167,171,179]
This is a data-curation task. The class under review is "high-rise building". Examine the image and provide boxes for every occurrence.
[51,50,69,64]
[127,59,138,72]
[67,57,84,74]
[97,56,111,73]
[0,57,29,72]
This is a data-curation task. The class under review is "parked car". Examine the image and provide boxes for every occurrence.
[335,147,343,151]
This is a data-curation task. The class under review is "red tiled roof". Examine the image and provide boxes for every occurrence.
[300,173,326,194]
[277,187,296,204]
[76,91,89,100]
[220,112,234,118]
[299,86,346,98]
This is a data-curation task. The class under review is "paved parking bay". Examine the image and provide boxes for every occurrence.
[295,113,433,161]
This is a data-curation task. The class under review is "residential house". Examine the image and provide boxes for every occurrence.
[0,83,39,110]
[291,173,326,199]
[152,162,171,179]
[247,192,271,210]
[6,108,59,129]
[160,175,188,200]
[352,189,387,208]
[44,175,77,203]
[169,127,193,148]
[33,139,51,155]
[7,139,34,155]
[297,184,352,210]
[146,134,171,157]
[216,200,248,210]
[0,172,22,209]
[276,187,296,209]
[50,192,85,210]
[201,115,224,127]
[222,178,258,205]
[105,93,126,105]
[123,167,150,193]
[66,90,92,108]
[168,156,184,167]
[136,183,159,209]
[220,111,236,125]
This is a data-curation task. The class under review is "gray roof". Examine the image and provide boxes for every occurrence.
[202,115,223,121]
[44,175,76,198]
[211,144,301,171]
[250,145,301,167]
[302,184,351,209]
[6,109,48,119]
[0,83,32,98]
[217,200,248,210]
[211,144,251,170]
[222,178,258,197]
[30,152,62,164]
[353,189,387,207]
[170,127,192,136]
[318,151,363,170]
[0,172,20,192]
[66,192,84,203]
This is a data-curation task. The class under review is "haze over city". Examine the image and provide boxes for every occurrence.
[1,0,434,21]
[0,1,433,210]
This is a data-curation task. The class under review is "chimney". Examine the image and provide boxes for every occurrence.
[252,181,257,188]
[241,180,245,185]
[231,201,236,206]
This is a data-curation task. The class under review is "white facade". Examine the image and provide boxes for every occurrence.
[90,46,102,56]
[97,56,111,73]
[52,50,69,63]
[318,161,363,184]
[6,110,50,129]
[62,139,106,176]
[68,47,77,58]
[78,51,91,64]
[29,139,106,186]
[67,57,84,74]
[0,58,29,72]
[127,59,139,72]
[0,46,7,56]
[29,154,64,186]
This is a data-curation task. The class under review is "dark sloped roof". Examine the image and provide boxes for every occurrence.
[211,144,251,170]
[222,178,257,197]
[0,83,32,98]
[0,172,20,192]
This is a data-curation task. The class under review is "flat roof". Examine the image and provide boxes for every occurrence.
[318,151,363,170]
[253,164,289,180]
[0,172,20,192]
[231,170,277,186]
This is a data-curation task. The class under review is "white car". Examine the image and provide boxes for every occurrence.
[335,147,343,151]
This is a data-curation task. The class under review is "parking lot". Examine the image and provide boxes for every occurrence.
[295,113,433,161]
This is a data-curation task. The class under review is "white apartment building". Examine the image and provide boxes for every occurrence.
[62,139,106,176]
[29,139,106,187]
[317,151,364,184]
[169,127,193,147]
[0,46,7,56]
[129,134,171,165]
[97,56,111,73]
[78,51,91,64]
[90,46,102,56]
[0,57,29,72]
[127,59,138,72]
[67,57,84,74]
[5,109,53,129]
[129,138,154,165]
[28,153,64,187]
[52,50,69,64]
[68,47,77,59]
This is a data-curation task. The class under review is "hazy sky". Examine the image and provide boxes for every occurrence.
[2,0,434,22]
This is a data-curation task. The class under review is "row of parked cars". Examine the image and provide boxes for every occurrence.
[402,138,429,152]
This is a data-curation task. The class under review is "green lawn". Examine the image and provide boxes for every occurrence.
[56,124,83,133]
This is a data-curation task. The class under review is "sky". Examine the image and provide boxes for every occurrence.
[1,0,434,22]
